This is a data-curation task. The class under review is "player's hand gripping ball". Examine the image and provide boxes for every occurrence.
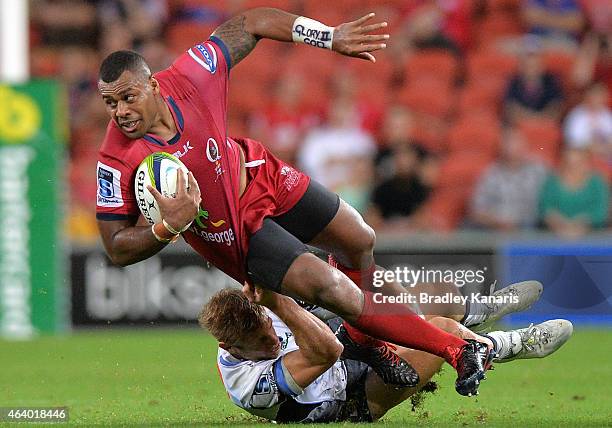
[134,152,190,225]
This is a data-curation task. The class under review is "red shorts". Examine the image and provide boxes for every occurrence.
[234,137,310,248]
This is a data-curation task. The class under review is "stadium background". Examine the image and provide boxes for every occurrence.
[1,0,612,426]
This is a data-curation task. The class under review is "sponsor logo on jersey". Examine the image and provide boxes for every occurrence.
[206,137,224,181]
[279,332,293,350]
[254,375,272,395]
[194,207,226,229]
[206,138,221,162]
[189,207,234,246]
[96,161,123,207]
[280,165,301,192]
[173,140,194,159]
[190,226,236,246]
[188,43,218,74]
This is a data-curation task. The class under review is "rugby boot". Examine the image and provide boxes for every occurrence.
[471,280,543,332]
[493,319,573,363]
[335,324,419,388]
[454,339,496,396]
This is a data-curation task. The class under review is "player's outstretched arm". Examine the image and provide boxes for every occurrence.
[244,284,343,389]
[211,8,389,68]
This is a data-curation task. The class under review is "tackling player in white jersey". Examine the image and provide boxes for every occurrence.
[200,287,572,423]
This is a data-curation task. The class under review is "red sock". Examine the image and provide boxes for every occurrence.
[330,256,387,347]
[328,255,467,368]
[354,290,467,368]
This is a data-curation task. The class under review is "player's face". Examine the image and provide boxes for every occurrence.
[98,70,158,139]
[231,317,282,361]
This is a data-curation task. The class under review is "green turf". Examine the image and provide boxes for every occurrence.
[1,328,611,427]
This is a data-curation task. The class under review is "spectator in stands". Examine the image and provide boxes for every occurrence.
[572,33,612,106]
[250,74,321,164]
[469,128,547,231]
[366,142,432,232]
[564,82,612,155]
[504,37,564,124]
[522,0,584,51]
[31,0,98,47]
[374,105,425,180]
[97,0,168,44]
[298,98,376,209]
[398,2,463,60]
[538,148,609,237]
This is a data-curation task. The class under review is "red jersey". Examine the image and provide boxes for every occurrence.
[96,38,249,280]
[96,38,311,283]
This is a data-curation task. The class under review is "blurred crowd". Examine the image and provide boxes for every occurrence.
[29,0,612,241]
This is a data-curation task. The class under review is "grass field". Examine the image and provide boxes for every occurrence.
[2,328,612,427]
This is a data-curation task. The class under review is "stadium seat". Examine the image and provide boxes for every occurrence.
[416,152,493,230]
[458,78,507,115]
[447,113,501,158]
[415,189,468,231]
[404,50,460,87]
[466,50,518,83]
[244,0,292,9]
[436,152,494,189]
[166,22,217,54]
[410,113,449,154]
[399,78,456,118]
[476,12,524,49]
[516,117,561,166]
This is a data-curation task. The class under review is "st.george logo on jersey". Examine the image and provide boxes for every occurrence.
[188,43,218,74]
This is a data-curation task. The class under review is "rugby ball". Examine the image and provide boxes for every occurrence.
[134,152,189,225]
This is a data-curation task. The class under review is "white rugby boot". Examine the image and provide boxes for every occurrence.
[489,319,573,363]
[471,280,543,332]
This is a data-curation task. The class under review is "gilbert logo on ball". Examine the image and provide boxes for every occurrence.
[135,152,189,225]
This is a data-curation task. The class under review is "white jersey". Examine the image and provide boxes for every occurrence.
[216,309,348,421]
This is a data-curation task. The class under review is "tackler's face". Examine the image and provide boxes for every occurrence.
[226,317,282,361]
[98,70,159,139]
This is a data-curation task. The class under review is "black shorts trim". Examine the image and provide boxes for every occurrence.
[246,218,310,292]
[272,179,340,243]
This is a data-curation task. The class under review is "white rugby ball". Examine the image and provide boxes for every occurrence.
[134,152,189,225]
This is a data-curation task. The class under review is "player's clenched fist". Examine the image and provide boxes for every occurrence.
[147,170,201,232]
[332,13,389,63]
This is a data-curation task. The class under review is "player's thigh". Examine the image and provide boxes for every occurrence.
[247,219,364,316]
[271,179,340,244]
[309,199,376,268]
[365,347,444,421]
[246,218,311,292]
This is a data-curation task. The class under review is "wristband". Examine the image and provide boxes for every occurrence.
[162,219,192,235]
[292,16,334,50]
[152,223,178,244]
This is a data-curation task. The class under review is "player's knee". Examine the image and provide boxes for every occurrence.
[284,253,361,317]
[340,222,376,267]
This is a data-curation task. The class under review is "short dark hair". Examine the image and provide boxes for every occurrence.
[99,50,151,83]
[198,288,268,345]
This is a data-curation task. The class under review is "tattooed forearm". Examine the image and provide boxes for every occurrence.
[212,15,259,68]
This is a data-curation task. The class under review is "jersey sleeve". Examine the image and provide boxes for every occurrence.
[219,354,303,412]
[95,155,139,220]
[171,37,231,91]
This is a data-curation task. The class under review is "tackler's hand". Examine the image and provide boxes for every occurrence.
[332,13,389,63]
[242,283,286,310]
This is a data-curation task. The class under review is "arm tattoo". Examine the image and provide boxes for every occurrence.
[212,15,259,68]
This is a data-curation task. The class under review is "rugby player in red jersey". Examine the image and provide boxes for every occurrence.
[95,8,494,395]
